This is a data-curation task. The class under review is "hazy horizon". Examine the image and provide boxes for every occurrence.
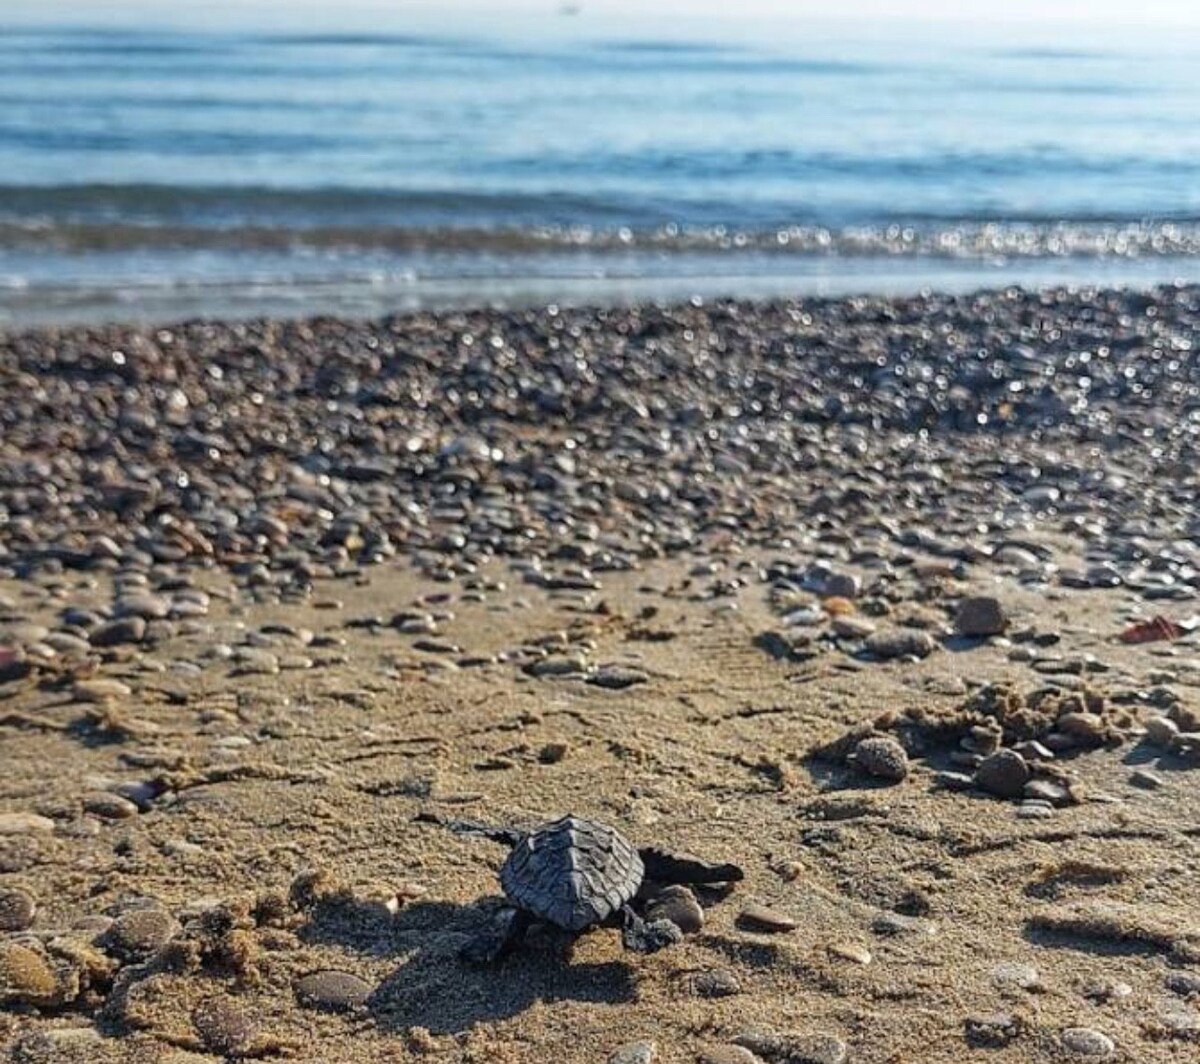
[5,0,1200,33]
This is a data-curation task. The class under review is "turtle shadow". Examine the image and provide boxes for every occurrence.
[301,897,638,1035]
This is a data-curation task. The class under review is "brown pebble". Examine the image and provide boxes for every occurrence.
[83,792,140,820]
[975,749,1030,799]
[827,941,872,965]
[852,736,909,782]
[192,997,256,1056]
[0,888,36,932]
[103,908,179,962]
[0,942,58,1005]
[295,970,373,1012]
[690,968,742,998]
[645,885,704,934]
[737,902,798,933]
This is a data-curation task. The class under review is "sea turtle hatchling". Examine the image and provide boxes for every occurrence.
[420,812,744,962]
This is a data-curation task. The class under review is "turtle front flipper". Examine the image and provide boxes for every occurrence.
[620,905,682,954]
[638,846,744,885]
[415,810,524,847]
[460,906,531,964]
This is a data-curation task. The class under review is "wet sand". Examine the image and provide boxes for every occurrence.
[2,287,1200,1062]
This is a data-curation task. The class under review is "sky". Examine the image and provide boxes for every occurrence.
[5,0,1200,27]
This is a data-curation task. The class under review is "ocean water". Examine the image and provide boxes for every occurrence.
[3,14,1200,324]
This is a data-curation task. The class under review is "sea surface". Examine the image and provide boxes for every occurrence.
[3,14,1200,324]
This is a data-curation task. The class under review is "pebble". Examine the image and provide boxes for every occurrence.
[827,942,872,965]
[975,749,1031,799]
[691,969,742,998]
[0,812,55,834]
[1145,716,1180,746]
[1165,971,1200,998]
[0,942,58,1005]
[698,1047,761,1064]
[102,907,179,961]
[864,629,937,661]
[1082,978,1132,1003]
[0,887,36,931]
[72,678,133,702]
[193,998,257,1056]
[871,912,935,936]
[991,962,1041,991]
[955,596,1008,637]
[831,615,876,639]
[89,616,146,647]
[734,1028,848,1064]
[294,970,373,1012]
[588,666,650,689]
[645,885,704,934]
[1130,768,1166,790]
[964,1013,1019,1048]
[83,792,140,820]
[608,1042,657,1064]
[852,736,909,782]
[233,648,280,674]
[1060,1027,1114,1058]
[737,902,798,933]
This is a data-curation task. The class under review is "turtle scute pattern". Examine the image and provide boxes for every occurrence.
[499,816,645,932]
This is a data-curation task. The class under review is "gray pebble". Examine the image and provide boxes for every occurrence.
[607,1041,657,1064]
[1060,1027,1113,1058]
[294,970,373,1012]
[975,749,1030,798]
[852,736,909,782]
[0,887,36,932]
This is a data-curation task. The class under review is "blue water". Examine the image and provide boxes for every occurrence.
[4,14,1200,323]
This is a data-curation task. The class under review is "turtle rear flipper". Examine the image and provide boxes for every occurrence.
[639,846,744,885]
[460,906,531,964]
[621,905,682,953]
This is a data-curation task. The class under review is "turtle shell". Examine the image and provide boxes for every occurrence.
[499,816,644,931]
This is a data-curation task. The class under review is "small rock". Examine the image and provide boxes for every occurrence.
[0,942,58,1006]
[294,970,373,1012]
[965,1013,1019,1048]
[0,887,36,931]
[827,942,872,965]
[83,792,140,820]
[1145,716,1180,746]
[645,885,704,934]
[734,1027,848,1064]
[852,736,909,782]
[1165,971,1200,998]
[89,617,147,647]
[1130,769,1166,790]
[871,912,935,936]
[738,902,798,933]
[691,969,742,998]
[975,750,1031,799]
[1023,779,1072,806]
[698,1047,761,1064]
[538,742,570,764]
[193,998,256,1056]
[588,666,649,690]
[608,1042,657,1064]
[1082,978,1132,1003]
[991,962,1041,991]
[955,596,1008,637]
[1060,1027,1114,1058]
[526,655,589,678]
[865,629,937,661]
[103,908,179,962]
[831,615,876,639]
[0,812,55,834]
[72,678,132,703]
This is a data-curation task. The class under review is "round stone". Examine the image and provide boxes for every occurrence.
[991,962,1040,991]
[607,1041,656,1064]
[193,998,256,1056]
[294,970,373,1012]
[644,885,704,934]
[89,617,147,647]
[853,736,909,782]
[975,750,1030,799]
[0,887,37,931]
[955,596,1008,637]
[691,969,742,998]
[1061,1027,1114,1058]
[103,908,179,962]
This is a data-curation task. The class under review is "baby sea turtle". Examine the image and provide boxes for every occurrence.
[420,812,743,962]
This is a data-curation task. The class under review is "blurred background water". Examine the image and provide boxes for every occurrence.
[4,11,1200,323]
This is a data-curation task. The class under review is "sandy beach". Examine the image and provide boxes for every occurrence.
[3,287,1200,1062]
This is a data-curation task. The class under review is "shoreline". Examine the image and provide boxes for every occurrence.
[2,285,1199,1061]
[2,255,1199,330]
